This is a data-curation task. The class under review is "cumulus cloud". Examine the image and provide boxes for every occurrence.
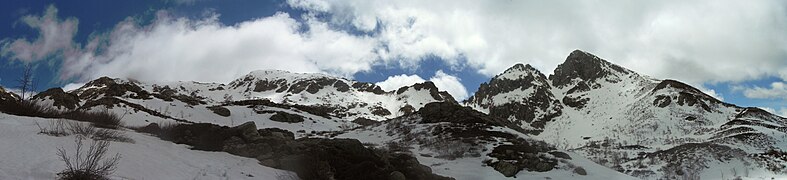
[742,82,787,100]
[7,2,787,96]
[288,0,787,85]
[430,70,469,100]
[1,5,78,62]
[376,70,469,100]
[62,82,85,92]
[375,74,426,91]
[13,7,382,84]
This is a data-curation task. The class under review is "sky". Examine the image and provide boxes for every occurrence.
[0,0,786,116]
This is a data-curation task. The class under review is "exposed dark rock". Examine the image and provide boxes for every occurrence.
[333,81,350,92]
[258,128,295,140]
[230,99,332,118]
[486,141,558,175]
[270,111,305,123]
[78,77,151,100]
[573,167,587,175]
[493,161,519,177]
[160,123,241,151]
[389,171,406,180]
[207,106,231,117]
[234,122,263,142]
[31,88,80,110]
[399,105,416,115]
[0,86,19,103]
[419,102,521,132]
[253,79,287,92]
[562,95,589,109]
[388,153,449,180]
[414,82,456,103]
[152,85,177,101]
[464,63,562,134]
[653,95,672,107]
[136,123,161,134]
[550,50,630,88]
[370,106,392,116]
[352,82,387,94]
[352,117,380,126]
[566,81,591,94]
[548,151,572,160]
[651,79,734,112]
[734,107,786,122]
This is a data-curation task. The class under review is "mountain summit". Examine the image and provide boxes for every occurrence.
[465,49,787,179]
[550,50,634,88]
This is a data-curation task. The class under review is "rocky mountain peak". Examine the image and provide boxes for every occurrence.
[397,81,457,103]
[464,63,562,134]
[31,88,80,110]
[496,63,547,81]
[550,50,631,88]
[0,86,20,103]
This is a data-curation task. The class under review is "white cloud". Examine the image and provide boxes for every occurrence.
[289,0,787,85]
[430,70,468,100]
[34,9,381,83]
[697,86,724,101]
[376,70,469,100]
[761,107,787,118]
[7,2,787,95]
[375,74,426,91]
[62,83,85,92]
[1,5,78,62]
[743,82,787,100]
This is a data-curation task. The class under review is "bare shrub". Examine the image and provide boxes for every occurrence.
[1,100,61,118]
[56,137,121,180]
[36,119,69,136]
[67,121,133,143]
[0,99,126,130]
[63,109,124,129]
[91,128,133,143]
[67,121,97,137]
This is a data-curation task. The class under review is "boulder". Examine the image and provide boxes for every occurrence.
[233,122,262,142]
[270,111,305,123]
[493,161,519,177]
[389,171,406,180]
[207,106,231,117]
[573,167,587,175]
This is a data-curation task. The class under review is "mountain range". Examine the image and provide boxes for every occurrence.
[2,50,785,180]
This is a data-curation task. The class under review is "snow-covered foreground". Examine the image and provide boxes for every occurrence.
[0,113,297,180]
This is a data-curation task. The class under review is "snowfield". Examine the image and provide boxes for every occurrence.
[0,113,297,180]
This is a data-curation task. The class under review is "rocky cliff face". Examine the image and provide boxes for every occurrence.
[465,64,562,134]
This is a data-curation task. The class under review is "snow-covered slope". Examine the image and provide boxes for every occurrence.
[465,50,787,179]
[0,113,296,179]
[339,102,637,180]
[59,70,455,136]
